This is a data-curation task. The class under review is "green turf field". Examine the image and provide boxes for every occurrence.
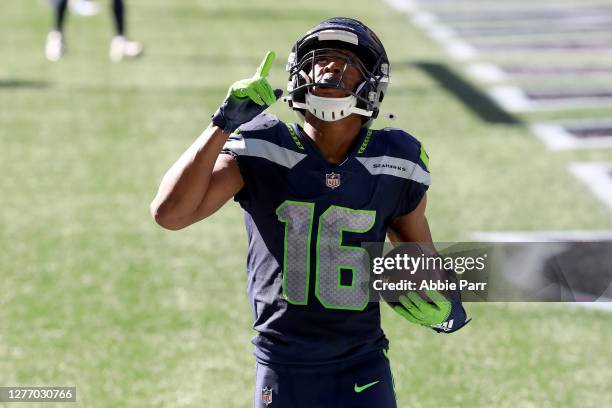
[1,1,611,407]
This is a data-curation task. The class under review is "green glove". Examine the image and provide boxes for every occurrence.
[393,290,451,327]
[228,51,278,105]
[212,51,283,133]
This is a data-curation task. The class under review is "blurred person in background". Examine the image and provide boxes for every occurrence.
[45,0,143,62]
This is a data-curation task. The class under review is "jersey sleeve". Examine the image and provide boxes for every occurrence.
[220,132,246,158]
[220,132,251,205]
[393,135,431,217]
[219,113,282,206]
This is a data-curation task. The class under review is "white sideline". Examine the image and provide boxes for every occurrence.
[569,162,612,211]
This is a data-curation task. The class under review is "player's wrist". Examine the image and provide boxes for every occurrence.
[211,100,242,134]
[211,106,230,133]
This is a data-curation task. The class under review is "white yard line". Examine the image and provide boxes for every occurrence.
[467,63,508,83]
[530,122,612,150]
[384,0,480,60]
[572,301,612,312]
[488,86,612,112]
[488,86,533,112]
[569,162,612,210]
[412,11,479,60]
[473,230,612,242]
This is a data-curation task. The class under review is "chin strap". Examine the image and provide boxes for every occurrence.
[292,92,373,122]
[305,93,357,121]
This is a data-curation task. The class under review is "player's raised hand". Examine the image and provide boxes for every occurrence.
[212,51,283,133]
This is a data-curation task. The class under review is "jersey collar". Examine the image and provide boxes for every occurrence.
[291,123,368,167]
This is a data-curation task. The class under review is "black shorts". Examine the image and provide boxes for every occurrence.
[253,350,397,408]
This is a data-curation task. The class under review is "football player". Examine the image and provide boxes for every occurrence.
[151,17,468,407]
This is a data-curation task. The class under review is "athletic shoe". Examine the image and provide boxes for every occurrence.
[110,36,144,62]
[45,30,65,62]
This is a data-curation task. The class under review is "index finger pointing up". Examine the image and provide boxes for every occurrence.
[255,51,276,78]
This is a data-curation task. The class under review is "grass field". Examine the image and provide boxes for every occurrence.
[1,0,611,407]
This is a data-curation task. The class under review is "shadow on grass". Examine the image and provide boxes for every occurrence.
[413,62,522,125]
[0,79,51,89]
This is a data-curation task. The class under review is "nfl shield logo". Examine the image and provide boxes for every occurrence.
[261,387,273,405]
[325,172,341,189]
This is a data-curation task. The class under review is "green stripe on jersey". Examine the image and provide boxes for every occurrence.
[357,129,374,154]
[286,124,305,150]
[420,144,429,171]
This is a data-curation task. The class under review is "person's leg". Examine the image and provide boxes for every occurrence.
[109,0,143,61]
[47,0,68,61]
[338,350,398,408]
[253,362,299,408]
[253,361,341,408]
[111,0,125,36]
[53,0,69,32]
[252,353,396,408]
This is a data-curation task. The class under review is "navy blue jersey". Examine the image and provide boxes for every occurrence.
[221,113,430,365]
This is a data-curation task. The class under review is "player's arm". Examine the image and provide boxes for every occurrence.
[150,126,243,230]
[150,52,282,230]
[387,193,432,244]
[386,194,470,333]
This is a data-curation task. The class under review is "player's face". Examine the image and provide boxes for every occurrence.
[309,49,364,98]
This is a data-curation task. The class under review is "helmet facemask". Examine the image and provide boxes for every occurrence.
[289,48,371,122]
[288,47,388,124]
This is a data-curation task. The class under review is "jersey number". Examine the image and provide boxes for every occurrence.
[275,201,375,311]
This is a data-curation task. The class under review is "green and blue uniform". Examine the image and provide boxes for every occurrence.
[221,113,430,406]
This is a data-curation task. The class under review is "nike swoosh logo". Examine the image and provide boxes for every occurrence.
[354,381,380,393]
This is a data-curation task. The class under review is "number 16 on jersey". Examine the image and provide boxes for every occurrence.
[276,200,376,311]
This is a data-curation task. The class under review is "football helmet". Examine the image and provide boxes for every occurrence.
[286,17,390,128]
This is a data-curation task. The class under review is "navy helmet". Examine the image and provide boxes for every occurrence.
[286,17,390,127]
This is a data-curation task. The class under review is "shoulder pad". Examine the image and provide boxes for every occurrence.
[380,127,419,143]
[371,127,423,161]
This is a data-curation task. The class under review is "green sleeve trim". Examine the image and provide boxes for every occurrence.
[420,144,429,171]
